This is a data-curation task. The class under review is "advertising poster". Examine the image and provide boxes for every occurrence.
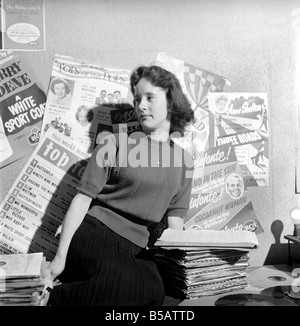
[184,144,263,234]
[208,92,269,187]
[0,128,91,260]
[41,54,138,152]
[1,0,45,51]
[155,52,228,156]
[0,50,46,168]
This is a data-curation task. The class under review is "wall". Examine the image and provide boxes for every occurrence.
[1,0,299,266]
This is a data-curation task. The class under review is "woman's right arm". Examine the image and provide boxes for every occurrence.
[43,132,116,281]
[44,192,92,281]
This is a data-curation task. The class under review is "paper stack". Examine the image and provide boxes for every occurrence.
[0,252,47,306]
[152,229,259,300]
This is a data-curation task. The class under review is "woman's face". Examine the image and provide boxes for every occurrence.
[134,78,170,134]
[78,110,88,126]
[53,82,67,98]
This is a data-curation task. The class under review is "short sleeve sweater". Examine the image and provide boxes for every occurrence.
[76,131,194,248]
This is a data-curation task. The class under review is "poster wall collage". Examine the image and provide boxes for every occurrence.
[0,1,268,260]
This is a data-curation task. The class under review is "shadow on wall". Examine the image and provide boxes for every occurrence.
[27,103,144,261]
[27,158,88,260]
[264,220,300,265]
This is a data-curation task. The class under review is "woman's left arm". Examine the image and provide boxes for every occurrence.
[167,216,184,230]
[166,149,194,232]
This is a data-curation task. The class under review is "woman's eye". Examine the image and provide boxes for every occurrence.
[147,96,153,101]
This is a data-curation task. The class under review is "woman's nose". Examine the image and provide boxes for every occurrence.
[138,99,147,111]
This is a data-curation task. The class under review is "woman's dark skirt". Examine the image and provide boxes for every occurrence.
[47,214,165,306]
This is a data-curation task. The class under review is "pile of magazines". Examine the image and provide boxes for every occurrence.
[152,229,258,300]
[0,252,48,306]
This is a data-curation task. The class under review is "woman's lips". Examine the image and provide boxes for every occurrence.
[140,114,152,119]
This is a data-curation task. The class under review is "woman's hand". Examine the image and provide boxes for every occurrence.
[42,255,66,282]
[41,193,92,283]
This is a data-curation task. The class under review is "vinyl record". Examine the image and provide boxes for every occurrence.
[261,286,300,303]
[215,293,297,306]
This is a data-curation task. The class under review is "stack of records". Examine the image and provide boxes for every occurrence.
[0,252,47,306]
[153,246,250,299]
[152,229,259,300]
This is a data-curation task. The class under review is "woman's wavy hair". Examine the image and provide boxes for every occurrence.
[130,65,195,136]
[75,105,94,123]
[50,77,71,95]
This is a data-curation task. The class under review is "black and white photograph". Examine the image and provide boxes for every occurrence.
[0,0,300,315]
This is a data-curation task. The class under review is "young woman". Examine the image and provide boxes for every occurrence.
[75,105,94,127]
[49,77,72,106]
[44,65,195,306]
